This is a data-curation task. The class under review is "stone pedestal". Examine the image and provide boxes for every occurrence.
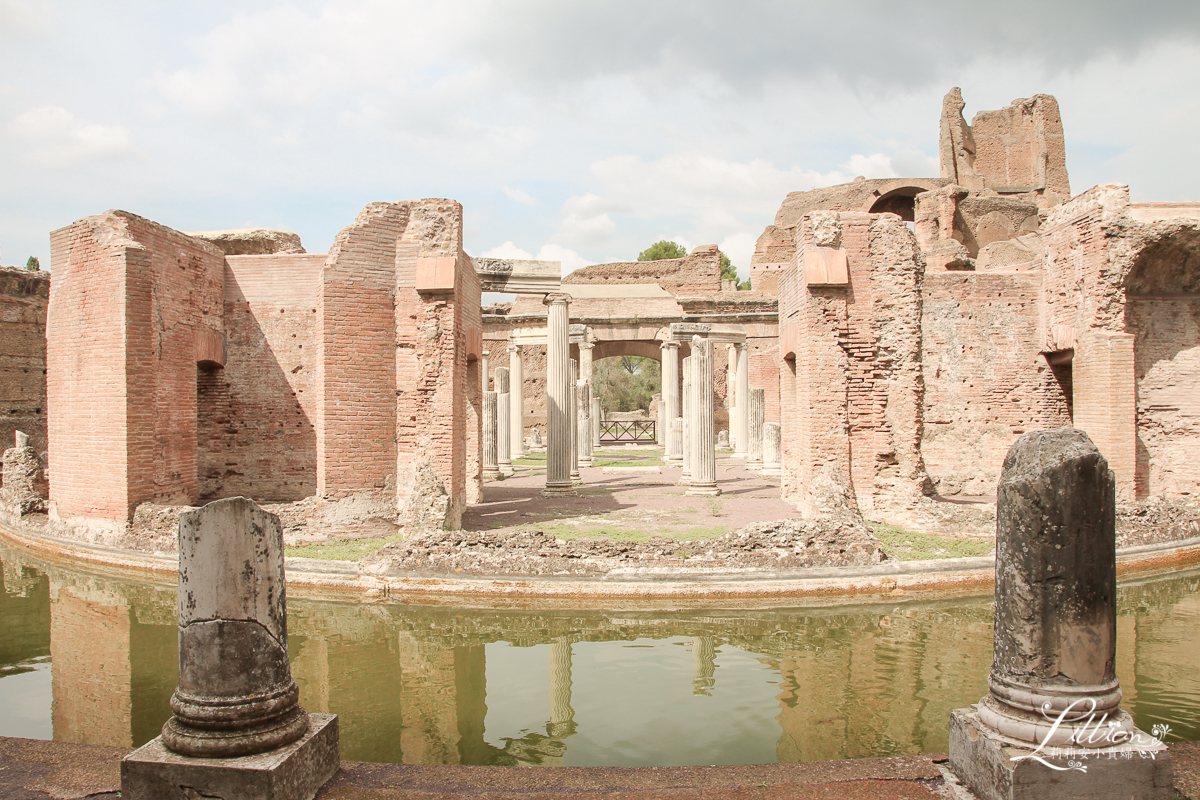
[122,715,340,800]
[762,422,782,475]
[122,497,339,800]
[746,388,765,467]
[686,336,719,496]
[495,367,511,475]
[949,429,1171,800]
[734,342,749,458]
[508,344,524,460]
[543,294,576,496]
[663,341,682,464]
[482,391,500,481]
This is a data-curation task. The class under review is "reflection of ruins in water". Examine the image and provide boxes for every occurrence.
[4,542,1200,765]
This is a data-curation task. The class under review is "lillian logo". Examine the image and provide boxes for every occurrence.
[1012,699,1168,773]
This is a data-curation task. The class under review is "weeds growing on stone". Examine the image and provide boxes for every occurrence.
[867,521,994,561]
[285,532,403,561]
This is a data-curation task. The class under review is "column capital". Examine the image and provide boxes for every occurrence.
[507,341,520,354]
[579,340,594,351]
[662,339,681,351]
[543,292,572,306]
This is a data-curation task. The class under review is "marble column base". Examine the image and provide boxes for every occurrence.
[948,706,1172,800]
[122,713,339,800]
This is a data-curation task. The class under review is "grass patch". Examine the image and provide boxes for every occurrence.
[522,522,724,544]
[285,533,402,561]
[514,453,546,466]
[592,456,665,467]
[868,522,994,561]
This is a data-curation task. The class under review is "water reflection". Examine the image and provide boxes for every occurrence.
[2,541,1199,765]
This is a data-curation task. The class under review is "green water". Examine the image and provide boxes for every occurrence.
[2,543,1198,766]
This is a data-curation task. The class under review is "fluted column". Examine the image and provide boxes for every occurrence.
[687,336,719,495]
[669,418,683,467]
[591,397,601,448]
[508,343,524,460]
[482,391,499,481]
[680,354,693,485]
[692,636,716,696]
[762,421,782,476]
[663,341,682,464]
[542,293,576,496]
[726,344,737,452]
[496,367,511,474]
[569,359,580,482]
[734,342,749,458]
[548,638,576,740]
[481,350,490,393]
[577,379,592,468]
[747,388,765,467]
[579,336,594,382]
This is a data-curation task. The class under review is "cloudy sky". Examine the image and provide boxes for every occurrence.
[2,1,1198,279]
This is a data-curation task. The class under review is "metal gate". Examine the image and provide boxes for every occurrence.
[599,419,656,444]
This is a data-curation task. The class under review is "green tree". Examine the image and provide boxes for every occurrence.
[720,252,752,291]
[25,256,39,271]
[637,240,687,261]
[593,356,660,413]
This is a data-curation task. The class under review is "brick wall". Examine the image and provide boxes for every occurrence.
[0,267,49,458]
[48,211,223,524]
[199,253,324,500]
[921,271,1069,495]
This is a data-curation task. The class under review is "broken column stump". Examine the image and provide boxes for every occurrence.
[121,497,339,800]
[948,429,1172,800]
[0,431,47,516]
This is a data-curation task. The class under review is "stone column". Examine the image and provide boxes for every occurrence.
[692,637,716,696]
[680,354,693,485]
[656,399,666,446]
[577,379,593,468]
[669,418,683,469]
[663,341,682,464]
[569,359,580,482]
[482,391,500,481]
[592,397,601,448]
[734,342,750,458]
[762,422,782,476]
[579,336,594,383]
[124,498,338,799]
[508,343,524,460]
[687,336,719,496]
[949,429,1169,800]
[481,350,490,393]
[726,344,738,452]
[543,294,576,496]
[548,637,576,741]
[495,367,511,475]
[747,388,765,467]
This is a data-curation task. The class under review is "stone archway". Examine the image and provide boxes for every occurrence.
[1123,227,1200,497]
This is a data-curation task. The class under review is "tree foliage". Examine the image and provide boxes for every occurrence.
[25,256,39,271]
[720,252,751,290]
[592,356,660,413]
[637,240,687,261]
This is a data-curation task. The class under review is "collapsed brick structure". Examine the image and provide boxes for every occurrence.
[0,266,49,459]
[44,201,481,535]
[761,87,1200,513]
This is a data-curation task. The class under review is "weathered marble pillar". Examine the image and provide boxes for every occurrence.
[663,341,682,464]
[543,294,576,496]
[734,342,749,458]
[508,343,524,460]
[726,344,737,452]
[949,429,1170,800]
[495,367,511,475]
[123,498,339,800]
[482,391,500,481]
[579,336,594,383]
[481,350,490,393]
[592,397,601,448]
[686,336,719,496]
[762,422,782,476]
[680,354,693,485]
[569,359,580,482]
[669,418,683,469]
[746,388,765,467]
[577,379,593,468]
[656,399,666,446]
[548,638,576,739]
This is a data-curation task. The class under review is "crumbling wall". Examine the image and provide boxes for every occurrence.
[186,228,305,256]
[921,272,1069,495]
[48,211,224,525]
[563,244,724,295]
[779,211,930,516]
[0,267,49,459]
[939,87,1070,207]
[199,253,324,500]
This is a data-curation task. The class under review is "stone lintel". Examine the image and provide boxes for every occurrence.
[121,713,340,800]
[473,257,562,293]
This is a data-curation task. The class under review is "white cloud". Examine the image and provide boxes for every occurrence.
[9,106,133,164]
[480,241,534,259]
[535,243,594,276]
[502,186,537,205]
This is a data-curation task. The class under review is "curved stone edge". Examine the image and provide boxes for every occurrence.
[4,516,1200,608]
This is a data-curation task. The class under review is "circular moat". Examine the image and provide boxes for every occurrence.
[3,537,1200,768]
